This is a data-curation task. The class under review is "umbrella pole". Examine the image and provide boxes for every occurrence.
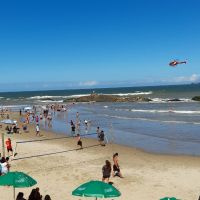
[1,132,5,157]
[13,187,15,200]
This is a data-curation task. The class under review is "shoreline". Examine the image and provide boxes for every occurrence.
[2,102,200,156]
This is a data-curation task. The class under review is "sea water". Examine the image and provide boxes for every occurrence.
[1,84,200,156]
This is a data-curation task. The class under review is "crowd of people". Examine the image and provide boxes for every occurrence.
[16,187,51,200]
[0,104,124,200]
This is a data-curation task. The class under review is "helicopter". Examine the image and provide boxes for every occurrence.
[169,59,187,67]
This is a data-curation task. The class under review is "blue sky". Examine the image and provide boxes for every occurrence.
[0,0,200,91]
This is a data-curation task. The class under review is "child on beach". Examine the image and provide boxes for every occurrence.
[36,124,40,136]
[77,134,83,149]
[102,160,112,183]
[0,157,10,175]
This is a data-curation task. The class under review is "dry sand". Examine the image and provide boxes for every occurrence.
[0,112,200,200]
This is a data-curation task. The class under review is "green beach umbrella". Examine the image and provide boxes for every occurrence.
[0,171,37,200]
[160,197,180,200]
[72,180,121,200]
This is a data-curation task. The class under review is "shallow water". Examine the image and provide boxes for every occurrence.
[37,102,200,156]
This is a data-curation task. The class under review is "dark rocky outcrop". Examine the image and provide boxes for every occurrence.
[167,98,181,102]
[64,93,152,103]
[192,96,200,101]
[40,98,55,101]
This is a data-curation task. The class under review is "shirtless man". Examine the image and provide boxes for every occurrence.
[112,153,123,178]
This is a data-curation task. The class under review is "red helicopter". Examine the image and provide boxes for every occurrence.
[169,60,187,67]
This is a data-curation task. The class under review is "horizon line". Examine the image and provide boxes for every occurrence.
[0,83,197,93]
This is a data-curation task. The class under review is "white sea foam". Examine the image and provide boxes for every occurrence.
[26,92,152,100]
[38,100,64,103]
[103,114,200,125]
[105,91,152,96]
[27,94,90,100]
[151,98,168,103]
[151,98,194,103]
[115,108,200,114]
[66,94,90,98]
[27,96,64,99]
[179,98,194,102]
[130,109,200,114]
[0,105,28,108]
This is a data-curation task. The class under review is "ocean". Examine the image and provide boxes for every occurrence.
[1,84,200,156]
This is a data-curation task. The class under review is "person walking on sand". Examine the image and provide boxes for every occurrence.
[5,138,13,156]
[99,130,105,146]
[112,153,123,178]
[36,124,40,136]
[102,160,112,183]
[77,134,83,149]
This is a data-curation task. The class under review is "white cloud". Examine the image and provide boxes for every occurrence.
[79,81,98,87]
[174,74,200,83]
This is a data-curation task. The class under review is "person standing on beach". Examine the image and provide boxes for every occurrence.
[35,115,39,124]
[36,124,40,136]
[76,112,79,119]
[102,160,112,183]
[96,126,100,139]
[99,130,105,146]
[5,138,13,156]
[77,134,83,149]
[84,120,88,131]
[71,122,76,136]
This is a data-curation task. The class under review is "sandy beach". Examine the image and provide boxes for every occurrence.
[1,112,200,200]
